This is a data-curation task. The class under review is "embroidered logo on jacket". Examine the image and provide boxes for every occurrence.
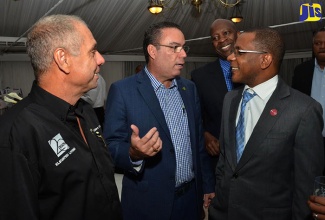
[48,133,70,157]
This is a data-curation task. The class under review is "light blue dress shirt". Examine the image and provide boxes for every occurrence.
[145,67,194,187]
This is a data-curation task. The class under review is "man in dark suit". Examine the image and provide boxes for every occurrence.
[209,27,324,220]
[292,27,325,148]
[104,21,215,220]
[191,19,240,168]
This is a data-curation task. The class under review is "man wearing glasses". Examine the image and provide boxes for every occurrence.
[103,21,215,220]
[209,28,324,220]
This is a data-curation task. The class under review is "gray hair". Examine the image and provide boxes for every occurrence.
[27,14,87,78]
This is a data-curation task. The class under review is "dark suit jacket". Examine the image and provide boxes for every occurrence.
[104,70,215,220]
[292,59,314,95]
[191,59,240,139]
[209,78,324,220]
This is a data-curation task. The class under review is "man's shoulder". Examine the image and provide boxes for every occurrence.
[0,97,33,144]
[294,59,314,72]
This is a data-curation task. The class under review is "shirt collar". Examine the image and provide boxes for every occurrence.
[244,75,278,100]
[144,66,178,91]
[29,81,80,122]
[315,59,325,72]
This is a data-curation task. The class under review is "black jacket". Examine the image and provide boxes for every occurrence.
[0,82,122,220]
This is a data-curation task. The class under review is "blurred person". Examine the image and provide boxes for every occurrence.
[82,74,107,128]
[104,21,215,220]
[191,19,241,169]
[0,14,122,220]
[209,27,324,220]
[135,64,143,73]
[292,27,325,150]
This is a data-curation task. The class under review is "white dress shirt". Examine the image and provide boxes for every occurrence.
[236,75,278,146]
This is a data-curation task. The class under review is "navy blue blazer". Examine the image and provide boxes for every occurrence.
[104,70,215,220]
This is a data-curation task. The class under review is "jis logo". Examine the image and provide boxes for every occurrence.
[299,3,322,22]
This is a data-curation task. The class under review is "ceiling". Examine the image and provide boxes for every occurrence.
[0,0,325,58]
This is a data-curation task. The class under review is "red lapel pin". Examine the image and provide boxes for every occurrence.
[270,109,277,116]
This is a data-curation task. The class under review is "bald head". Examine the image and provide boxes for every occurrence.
[210,19,238,59]
[210,19,236,35]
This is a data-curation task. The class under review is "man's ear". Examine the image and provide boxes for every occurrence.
[147,44,157,60]
[53,48,70,74]
[260,53,272,70]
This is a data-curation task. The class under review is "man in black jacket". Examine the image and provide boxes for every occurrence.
[292,27,325,148]
[0,15,122,220]
[191,19,240,170]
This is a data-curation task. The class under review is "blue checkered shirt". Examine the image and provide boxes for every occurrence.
[219,59,233,91]
[145,67,194,187]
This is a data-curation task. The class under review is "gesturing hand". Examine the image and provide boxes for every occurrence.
[129,124,162,161]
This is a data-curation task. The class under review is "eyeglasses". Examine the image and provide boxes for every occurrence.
[234,49,267,57]
[155,44,190,53]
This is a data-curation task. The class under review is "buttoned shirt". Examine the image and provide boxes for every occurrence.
[219,59,233,91]
[236,75,278,146]
[145,67,194,186]
[0,81,122,220]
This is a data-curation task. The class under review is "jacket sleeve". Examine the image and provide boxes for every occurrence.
[0,122,39,220]
[103,83,144,175]
[292,99,324,220]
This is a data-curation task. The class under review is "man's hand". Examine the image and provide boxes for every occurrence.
[129,124,162,160]
[203,192,215,208]
[204,131,220,156]
[308,195,325,220]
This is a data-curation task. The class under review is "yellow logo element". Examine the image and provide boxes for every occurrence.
[299,3,322,22]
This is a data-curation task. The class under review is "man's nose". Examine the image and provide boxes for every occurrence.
[227,52,235,61]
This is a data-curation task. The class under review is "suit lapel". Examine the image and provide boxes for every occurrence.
[136,72,172,142]
[236,78,290,170]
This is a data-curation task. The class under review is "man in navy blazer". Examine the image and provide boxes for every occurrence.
[104,22,215,220]
[191,19,240,169]
[209,28,324,220]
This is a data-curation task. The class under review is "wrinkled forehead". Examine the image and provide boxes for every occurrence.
[210,22,235,36]
[313,31,325,41]
[160,28,185,44]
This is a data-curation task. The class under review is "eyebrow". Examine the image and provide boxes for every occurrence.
[92,43,98,51]
[89,43,98,53]
[165,41,182,46]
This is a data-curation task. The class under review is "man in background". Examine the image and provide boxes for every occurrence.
[292,27,325,149]
[104,21,215,220]
[209,27,324,220]
[135,64,143,73]
[82,73,107,128]
[191,19,240,169]
[0,15,122,220]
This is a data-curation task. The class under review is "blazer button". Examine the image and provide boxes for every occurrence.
[233,173,239,179]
